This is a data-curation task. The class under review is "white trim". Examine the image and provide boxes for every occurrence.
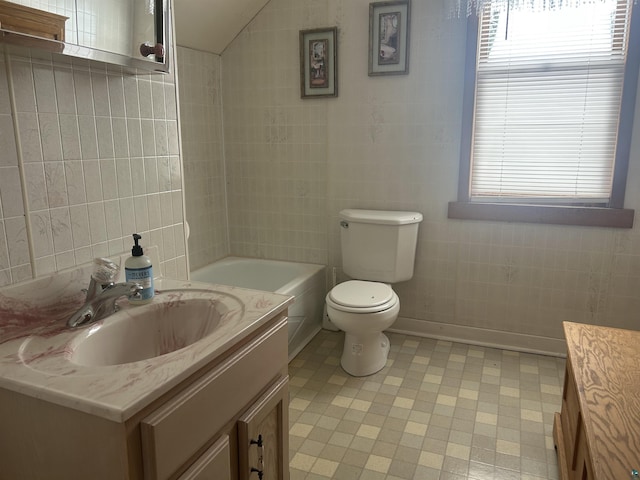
[387,316,566,358]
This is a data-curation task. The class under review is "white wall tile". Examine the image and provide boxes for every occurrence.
[115,157,133,197]
[0,220,9,269]
[107,75,126,117]
[23,162,48,210]
[73,70,95,116]
[130,157,146,194]
[144,157,159,193]
[106,119,126,159]
[137,76,153,119]
[0,167,24,217]
[99,159,118,200]
[17,112,43,163]
[0,115,18,167]
[141,119,156,156]
[38,113,63,161]
[0,60,10,114]
[104,199,123,239]
[11,60,36,113]
[53,66,77,115]
[69,204,91,248]
[78,116,99,159]
[35,256,56,276]
[59,115,82,160]
[151,81,166,119]
[55,250,76,270]
[123,76,140,118]
[33,64,58,114]
[44,162,69,207]
[119,198,136,238]
[133,196,150,232]
[91,72,110,116]
[147,193,162,230]
[6,216,30,267]
[87,202,107,244]
[127,118,143,157]
[95,116,114,158]
[157,157,171,192]
[50,207,73,253]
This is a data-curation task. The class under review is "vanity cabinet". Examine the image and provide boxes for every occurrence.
[140,315,289,480]
[0,312,290,480]
[553,321,640,480]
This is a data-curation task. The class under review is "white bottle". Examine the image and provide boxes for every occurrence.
[125,233,154,304]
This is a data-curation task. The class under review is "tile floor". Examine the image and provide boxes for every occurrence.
[288,330,566,480]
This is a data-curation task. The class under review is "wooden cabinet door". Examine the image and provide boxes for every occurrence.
[238,376,289,480]
[177,435,232,480]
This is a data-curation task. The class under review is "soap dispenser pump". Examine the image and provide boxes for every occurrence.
[125,233,154,304]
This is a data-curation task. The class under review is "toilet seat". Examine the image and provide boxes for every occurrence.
[327,280,398,313]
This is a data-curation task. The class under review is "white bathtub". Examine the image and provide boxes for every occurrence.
[190,257,326,361]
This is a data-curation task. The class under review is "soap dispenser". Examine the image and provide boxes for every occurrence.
[125,233,154,304]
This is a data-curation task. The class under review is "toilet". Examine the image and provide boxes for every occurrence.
[326,209,423,376]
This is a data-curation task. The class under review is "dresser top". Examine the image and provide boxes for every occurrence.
[564,321,640,479]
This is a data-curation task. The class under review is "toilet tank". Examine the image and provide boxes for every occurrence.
[339,209,423,283]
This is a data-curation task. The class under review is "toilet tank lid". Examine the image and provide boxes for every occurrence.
[339,209,423,225]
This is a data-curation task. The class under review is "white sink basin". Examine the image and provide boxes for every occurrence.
[67,290,245,366]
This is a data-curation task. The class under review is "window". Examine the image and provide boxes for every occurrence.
[449,0,640,227]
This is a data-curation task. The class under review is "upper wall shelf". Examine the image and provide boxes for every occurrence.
[0,0,170,74]
[0,0,66,42]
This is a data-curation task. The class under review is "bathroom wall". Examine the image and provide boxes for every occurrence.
[177,47,228,271]
[221,0,330,265]
[0,47,188,287]
[207,0,640,353]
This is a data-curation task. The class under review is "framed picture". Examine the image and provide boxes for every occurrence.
[299,27,338,98]
[369,0,410,76]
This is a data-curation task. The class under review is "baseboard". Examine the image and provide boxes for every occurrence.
[387,317,566,358]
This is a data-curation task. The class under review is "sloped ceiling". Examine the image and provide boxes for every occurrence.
[174,0,270,54]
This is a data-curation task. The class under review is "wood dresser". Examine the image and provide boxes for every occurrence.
[554,321,640,480]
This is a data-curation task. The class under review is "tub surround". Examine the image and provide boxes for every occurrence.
[0,264,293,422]
[191,256,326,361]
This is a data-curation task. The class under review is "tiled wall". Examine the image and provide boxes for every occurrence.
[0,47,188,287]
[198,0,640,352]
[221,1,329,265]
[177,47,228,271]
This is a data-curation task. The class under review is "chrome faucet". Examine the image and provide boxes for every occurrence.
[67,258,143,328]
[67,282,143,328]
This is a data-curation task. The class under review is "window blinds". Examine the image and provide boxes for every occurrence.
[470,0,632,203]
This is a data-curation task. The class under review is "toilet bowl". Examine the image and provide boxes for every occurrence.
[326,280,400,376]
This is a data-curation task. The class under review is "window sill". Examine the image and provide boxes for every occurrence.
[448,202,635,228]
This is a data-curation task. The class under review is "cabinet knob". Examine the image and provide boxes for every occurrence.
[249,434,264,478]
[250,467,264,479]
[250,434,263,447]
[139,43,164,58]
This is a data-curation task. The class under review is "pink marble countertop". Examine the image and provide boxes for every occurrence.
[0,266,292,423]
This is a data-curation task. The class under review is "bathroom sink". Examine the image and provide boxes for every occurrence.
[67,290,245,367]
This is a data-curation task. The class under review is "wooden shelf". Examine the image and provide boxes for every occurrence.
[0,0,67,49]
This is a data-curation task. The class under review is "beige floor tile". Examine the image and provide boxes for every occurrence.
[288,331,564,479]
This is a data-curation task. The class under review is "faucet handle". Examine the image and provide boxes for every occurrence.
[92,257,121,283]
